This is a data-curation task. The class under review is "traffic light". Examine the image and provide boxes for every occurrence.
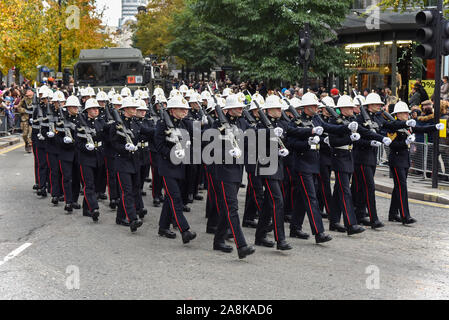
[442,18,449,56]
[299,24,314,63]
[415,10,438,59]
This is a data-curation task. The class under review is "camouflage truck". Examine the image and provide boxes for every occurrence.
[73,47,169,95]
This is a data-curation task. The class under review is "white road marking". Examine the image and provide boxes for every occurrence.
[0,243,32,267]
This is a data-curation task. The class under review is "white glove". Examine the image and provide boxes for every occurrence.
[308,136,320,146]
[382,137,392,146]
[312,126,324,136]
[350,133,361,142]
[278,148,289,157]
[229,147,242,158]
[348,121,358,132]
[174,149,185,159]
[273,127,284,137]
[46,131,55,138]
[406,119,416,128]
[201,116,208,125]
[370,140,382,147]
[29,119,33,124]
[125,143,136,152]
[85,143,95,151]
[436,123,445,131]
[185,141,192,148]
[406,134,416,145]
[324,136,330,146]
[38,133,45,141]
[63,136,73,144]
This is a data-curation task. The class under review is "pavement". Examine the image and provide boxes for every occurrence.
[1,142,449,299]
[0,134,22,150]
[374,167,449,205]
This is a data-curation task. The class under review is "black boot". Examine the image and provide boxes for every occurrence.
[242,220,258,228]
[158,228,176,239]
[329,223,347,233]
[290,228,310,239]
[347,225,365,235]
[255,237,275,248]
[371,220,385,229]
[315,233,332,244]
[64,203,73,214]
[237,245,255,259]
[130,219,143,232]
[51,197,59,205]
[181,230,197,244]
[388,214,401,222]
[213,242,233,253]
[276,240,292,251]
[402,217,417,225]
[109,199,118,210]
[193,194,203,201]
[138,208,147,219]
[116,218,130,227]
[92,210,100,222]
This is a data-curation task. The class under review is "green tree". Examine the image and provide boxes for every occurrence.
[193,0,353,84]
[133,0,185,59]
[167,0,230,74]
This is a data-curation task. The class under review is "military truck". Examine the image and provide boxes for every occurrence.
[73,47,168,95]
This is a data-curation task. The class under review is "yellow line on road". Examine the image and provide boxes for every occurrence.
[375,191,449,209]
[0,143,25,155]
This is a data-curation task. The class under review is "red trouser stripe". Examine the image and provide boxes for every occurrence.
[360,165,373,221]
[59,160,66,203]
[117,172,131,222]
[280,182,286,198]
[221,181,238,248]
[286,166,294,209]
[248,173,261,212]
[80,165,91,211]
[206,172,212,202]
[33,146,38,184]
[319,174,330,214]
[338,172,351,226]
[105,157,111,200]
[299,174,319,234]
[149,152,156,198]
[393,168,406,218]
[210,174,220,214]
[265,179,279,241]
[36,147,41,187]
[162,177,183,232]
[46,153,52,194]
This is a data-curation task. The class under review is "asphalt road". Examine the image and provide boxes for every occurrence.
[1,144,449,300]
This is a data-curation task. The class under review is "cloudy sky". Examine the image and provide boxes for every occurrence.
[96,0,122,27]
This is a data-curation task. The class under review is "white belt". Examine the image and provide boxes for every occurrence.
[95,141,102,148]
[139,142,149,148]
[335,145,353,150]
[310,144,320,150]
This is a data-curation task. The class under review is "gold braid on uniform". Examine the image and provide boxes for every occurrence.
[387,132,397,142]
[387,114,398,142]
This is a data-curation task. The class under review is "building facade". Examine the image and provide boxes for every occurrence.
[119,0,148,27]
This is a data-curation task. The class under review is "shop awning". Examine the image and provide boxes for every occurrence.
[337,9,420,44]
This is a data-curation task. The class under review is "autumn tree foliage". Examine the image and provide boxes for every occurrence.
[0,0,113,81]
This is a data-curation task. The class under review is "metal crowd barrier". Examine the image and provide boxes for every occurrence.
[377,135,449,179]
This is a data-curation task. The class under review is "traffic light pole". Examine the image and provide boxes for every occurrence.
[432,0,443,189]
[303,60,309,90]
